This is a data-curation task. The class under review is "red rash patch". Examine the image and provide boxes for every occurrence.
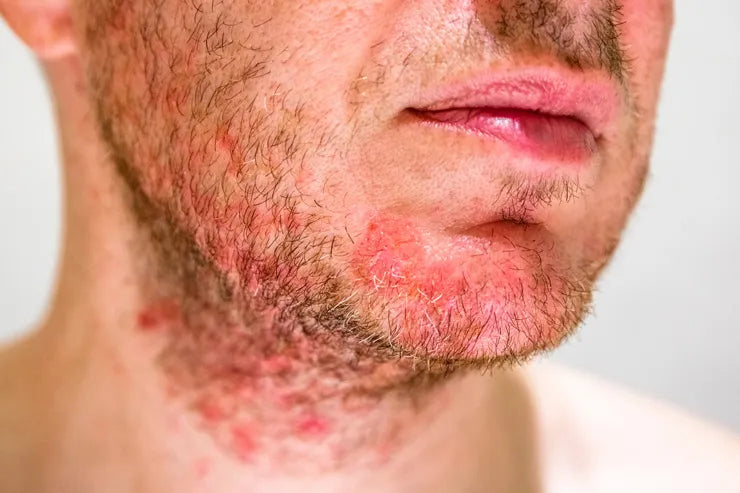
[230,423,258,462]
[294,414,331,439]
[260,354,293,375]
[136,298,181,331]
[216,132,237,153]
[350,214,468,308]
[195,397,227,424]
[347,212,569,357]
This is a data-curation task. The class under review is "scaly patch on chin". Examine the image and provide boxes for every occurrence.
[348,211,593,361]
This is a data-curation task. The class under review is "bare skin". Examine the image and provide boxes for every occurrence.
[0,0,738,492]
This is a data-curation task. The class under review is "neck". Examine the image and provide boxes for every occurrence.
[4,56,541,493]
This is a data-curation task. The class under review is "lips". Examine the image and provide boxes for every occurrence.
[408,107,597,162]
[405,67,623,164]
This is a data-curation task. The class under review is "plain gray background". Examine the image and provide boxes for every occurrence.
[1,3,738,431]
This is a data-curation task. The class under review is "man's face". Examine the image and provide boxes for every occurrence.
[72,0,673,364]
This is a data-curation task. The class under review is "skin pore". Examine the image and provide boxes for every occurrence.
[0,0,674,492]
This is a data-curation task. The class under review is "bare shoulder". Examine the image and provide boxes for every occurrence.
[0,332,50,493]
[523,361,740,493]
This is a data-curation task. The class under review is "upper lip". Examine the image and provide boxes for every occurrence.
[408,66,624,139]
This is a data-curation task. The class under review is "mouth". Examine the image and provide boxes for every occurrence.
[404,67,622,164]
[407,107,596,162]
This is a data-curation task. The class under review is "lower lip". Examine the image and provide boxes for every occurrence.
[408,107,597,162]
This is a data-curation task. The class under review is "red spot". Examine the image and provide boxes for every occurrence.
[217,132,237,153]
[295,165,314,187]
[136,298,180,331]
[276,391,299,411]
[260,354,292,375]
[194,458,211,480]
[230,423,258,461]
[196,397,226,424]
[294,414,331,439]
[351,213,463,302]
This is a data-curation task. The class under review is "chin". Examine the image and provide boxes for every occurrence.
[357,273,592,364]
[342,211,595,363]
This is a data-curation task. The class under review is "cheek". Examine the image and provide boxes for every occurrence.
[620,0,674,104]
[553,1,671,265]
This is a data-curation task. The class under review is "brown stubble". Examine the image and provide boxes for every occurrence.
[72,0,483,467]
[69,0,643,467]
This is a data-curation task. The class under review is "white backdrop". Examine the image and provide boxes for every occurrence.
[1,3,738,430]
